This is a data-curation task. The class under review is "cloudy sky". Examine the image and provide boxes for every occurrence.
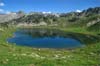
[0,0,100,13]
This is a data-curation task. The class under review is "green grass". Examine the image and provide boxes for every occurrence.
[0,27,100,66]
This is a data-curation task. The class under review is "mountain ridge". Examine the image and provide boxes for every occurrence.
[0,7,100,31]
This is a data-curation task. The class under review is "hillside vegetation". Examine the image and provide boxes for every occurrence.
[1,7,99,31]
[0,7,100,66]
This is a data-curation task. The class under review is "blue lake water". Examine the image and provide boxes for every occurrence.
[7,28,86,48]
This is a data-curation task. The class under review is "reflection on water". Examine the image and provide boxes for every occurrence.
[7,28,100,48]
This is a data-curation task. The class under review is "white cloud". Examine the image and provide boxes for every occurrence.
[0,2,5,6]
[0,9,4,12]
[6,11,11,14]
[76,10,82,13]
[48,11,51,13]
[42,11,51,14]
[6,11,16,15]
[0,9,16,15]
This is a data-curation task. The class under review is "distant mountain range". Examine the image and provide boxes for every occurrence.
[0,13,18,23]
[0,7,100,31]
[0,11,25,23]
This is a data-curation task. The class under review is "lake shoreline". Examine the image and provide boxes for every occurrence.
[0,26,100,66]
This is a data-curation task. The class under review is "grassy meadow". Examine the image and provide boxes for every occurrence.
[0,27,100,66]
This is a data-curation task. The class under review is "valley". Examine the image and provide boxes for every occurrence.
[0,7,100,66]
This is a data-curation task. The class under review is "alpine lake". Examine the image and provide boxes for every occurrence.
[7,28,100,49]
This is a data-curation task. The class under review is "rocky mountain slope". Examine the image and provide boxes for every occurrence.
[0,13,18,23]
[0,7,100,31]
[0,11,25,23]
